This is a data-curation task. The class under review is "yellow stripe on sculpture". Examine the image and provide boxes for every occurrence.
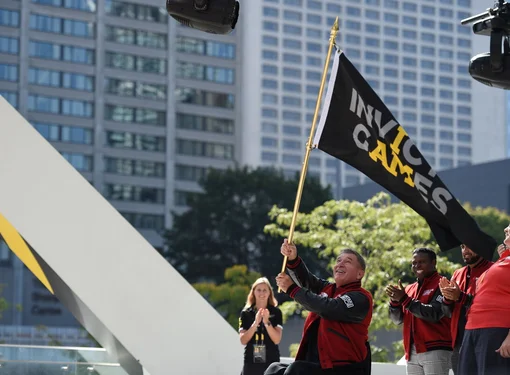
[0,212,54,294]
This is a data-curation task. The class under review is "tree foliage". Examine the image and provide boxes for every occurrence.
[193,265,261,328]
[162,167,333,283]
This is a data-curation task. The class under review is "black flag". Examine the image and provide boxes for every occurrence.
[313,50,497,260]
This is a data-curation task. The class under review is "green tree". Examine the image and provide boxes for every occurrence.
[193,265,261,328]
[265,192,460,359]
[162,167,332,283]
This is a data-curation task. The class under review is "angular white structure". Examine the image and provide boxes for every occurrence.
[0,97,243,375]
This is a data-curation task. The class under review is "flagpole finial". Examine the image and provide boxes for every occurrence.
[330,16,339,43]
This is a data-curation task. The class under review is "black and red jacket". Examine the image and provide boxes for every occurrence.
[285,257,373,369]
[441,259,493,347]
[389,272,452,360]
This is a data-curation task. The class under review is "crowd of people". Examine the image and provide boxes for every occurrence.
[238,224,510,375]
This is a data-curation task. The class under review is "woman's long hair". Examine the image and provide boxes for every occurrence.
[244,277,278,309]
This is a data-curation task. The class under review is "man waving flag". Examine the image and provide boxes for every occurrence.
[313,49,496,260]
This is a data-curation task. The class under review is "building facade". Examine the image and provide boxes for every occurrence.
[240,0,507,198]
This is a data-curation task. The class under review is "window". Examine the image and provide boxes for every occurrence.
[283,125,301,135]
[457,133,471,142]
[282,154,301,164]
[30,14,95,38]
[440,144,454,153]
[0,36,18,54]
[440,117,453,127]
[262,152,278,162]
[403,71,416,80]
[283,39,301,49]
[29,41,95,64]
[179,114,234,136]
[106,26,166,48]
[306,14,321,23]
[458,146,471,156]
[283,96,301,106]
[403,16,416,25]
[403,99,416,107]
[28,94,94,117]
[283,53,301,63]
[440,158,453,168]
[0,64,18,82]
[384,13,398,22]
[327,3,340,12]
[283,139,301,149]
[105,0,167,21]
[346,7,361,16]
[176,62,234,84]
[458,119,471,129]
[403,31,417,41]
[106,131,165,152]
[105,78,166,99]
[440,104,453,113]
[32,0,96,12]
[403,85,416,94]
[384,68,397,78]
[34,123,93,144]
[421,128,435,138]
[29,68,94,91]
[174,164,206,182]
[403,2,416,11]
[104,104,166,125]
[365,24,379,33]
[264,7,278,16]
[177,139,234,159]
[262,94,277,104]
[283,24,301,35]
[306,28,321,38]
[262,36,278,47]
[403,43,416,53]
[403,57,417,66]
[403,112,416,121]
[0,9,20,27]
[105,52,166,74]
[106,184,165,204]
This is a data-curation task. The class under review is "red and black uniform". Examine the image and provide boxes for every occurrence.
[389,272,452,361]
[264,256,372,375]
[441,259,493,374]
[458,249,510,375]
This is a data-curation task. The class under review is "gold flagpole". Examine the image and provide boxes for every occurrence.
[278,17,339,292]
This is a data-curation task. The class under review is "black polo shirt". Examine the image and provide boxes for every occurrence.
[239,305,283,364]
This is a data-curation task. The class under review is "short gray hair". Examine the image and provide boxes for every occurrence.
[339,249,366,271]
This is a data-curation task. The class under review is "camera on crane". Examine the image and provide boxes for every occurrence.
[464,0,510,89]
[166,0,239,35]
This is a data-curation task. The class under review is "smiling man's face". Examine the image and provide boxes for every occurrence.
[411,253,436,280]
[333,253,364,287]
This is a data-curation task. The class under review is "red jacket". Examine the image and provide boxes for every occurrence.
[390,272,452,360]
[442,259,493,347]
[286,257,373,369]
[466,249,510,329]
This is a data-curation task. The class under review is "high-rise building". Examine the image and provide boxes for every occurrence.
[240,0,507,198]
[0,0,242,248]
